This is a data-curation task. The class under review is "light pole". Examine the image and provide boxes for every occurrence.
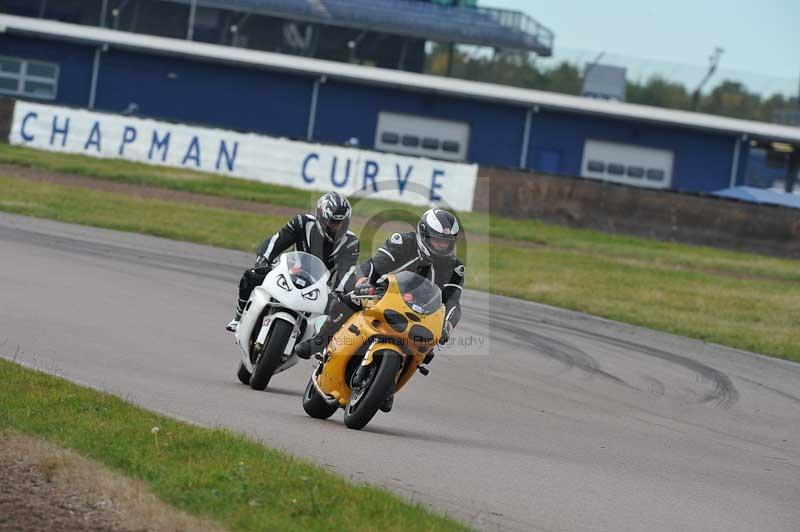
[187,0,198,41]
[692,46,724,110]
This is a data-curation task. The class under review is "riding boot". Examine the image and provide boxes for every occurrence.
[294,298,354,359]
[294,314,338,359]
[226,300,246,332]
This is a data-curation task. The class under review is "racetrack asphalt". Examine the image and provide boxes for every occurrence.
[1,212,798,532]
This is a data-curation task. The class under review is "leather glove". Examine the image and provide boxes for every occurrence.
[438,323,452,346]
[350,277,376,304]
[353,276,376,296]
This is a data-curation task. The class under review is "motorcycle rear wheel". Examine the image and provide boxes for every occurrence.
[250,319,294,391]
[343,351,403,430]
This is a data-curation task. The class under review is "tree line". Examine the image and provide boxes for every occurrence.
[425,46,797,123]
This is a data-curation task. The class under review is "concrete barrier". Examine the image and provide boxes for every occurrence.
[474,167,800,258]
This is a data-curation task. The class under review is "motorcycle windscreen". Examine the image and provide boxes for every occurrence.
[394,271,442,315]
[282,251,329,289]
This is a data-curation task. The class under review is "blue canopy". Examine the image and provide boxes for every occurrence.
[712,186,800,209]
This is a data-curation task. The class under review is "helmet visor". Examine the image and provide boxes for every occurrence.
[323,218,348,240]
[427,234,456,255]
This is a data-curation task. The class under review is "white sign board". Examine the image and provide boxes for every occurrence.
[9,101,478,211]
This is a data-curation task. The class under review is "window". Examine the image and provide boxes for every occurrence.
[381,132,399,145]
[0,58,22,75]
[646,168,665,181]
[401,135,420,147]
[587,160,605,172]
[422,137,440,150]
[442,140,460,153]
[0,56,59,100]
[607,163,625,175]
[626,166,645,178]
[375,112,470,161]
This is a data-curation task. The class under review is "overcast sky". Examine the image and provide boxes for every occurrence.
[486,0,799,96]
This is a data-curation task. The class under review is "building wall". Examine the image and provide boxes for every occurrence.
[94,49,314,138]
[475,166,800,258]
[0,35,95,108]
[314,80,526,167]
[0,31,747,192]
[526,109,738,192]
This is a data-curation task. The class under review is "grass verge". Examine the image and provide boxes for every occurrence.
[1,175,798,362]
[0,358,467,531]
[1,431,223,531]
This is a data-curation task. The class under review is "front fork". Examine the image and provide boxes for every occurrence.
[351,340,406,388]
[350,343,376,388]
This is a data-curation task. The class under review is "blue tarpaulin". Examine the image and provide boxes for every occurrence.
[712,186,800,209]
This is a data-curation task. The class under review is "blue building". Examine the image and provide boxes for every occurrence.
[1,12,799,193]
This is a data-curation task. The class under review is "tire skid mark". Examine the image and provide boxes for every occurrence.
[468,302,738,408]
[641,375,666,397]
[468,306,631,387]
[532,318,739,408]
[736,375,800,405]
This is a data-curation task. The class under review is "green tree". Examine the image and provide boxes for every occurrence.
[699,80,763,120]
[626,77,692,110]
[424,45,789,123]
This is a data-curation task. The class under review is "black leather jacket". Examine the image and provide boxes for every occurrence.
[340,231,464,332]
[256,214,360,290]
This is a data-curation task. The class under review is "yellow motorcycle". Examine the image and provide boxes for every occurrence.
[302,271,444,430]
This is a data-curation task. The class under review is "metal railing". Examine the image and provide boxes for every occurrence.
[175,0,554,55]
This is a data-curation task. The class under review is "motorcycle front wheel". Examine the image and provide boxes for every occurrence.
[302,376,339,419]
[343,351,403,430]
[250,319,294,391]
[236,361,251,385]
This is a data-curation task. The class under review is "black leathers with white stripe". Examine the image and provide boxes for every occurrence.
[257,214,359,285]
[235,214,359,318]
[346,231,464,332]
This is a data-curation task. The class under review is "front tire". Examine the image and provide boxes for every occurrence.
[343,351,403,430]
[250,319,294,391]
[302,376,338,419]
[236,362,251,385]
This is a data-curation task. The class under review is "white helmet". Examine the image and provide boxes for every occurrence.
[416,209,459,259]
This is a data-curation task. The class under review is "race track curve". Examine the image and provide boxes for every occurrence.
[1,213,798,532]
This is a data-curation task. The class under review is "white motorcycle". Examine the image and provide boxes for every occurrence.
[235,251,330,390]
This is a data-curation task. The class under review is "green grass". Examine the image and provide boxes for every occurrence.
[1,175,798,362]
[2,142,798,284]
[0,359,466,531]
[486,244,800,361]
[0,173,285,251]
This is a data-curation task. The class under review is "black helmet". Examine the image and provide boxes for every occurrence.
[315,191,352,243]
[416,208,459,259]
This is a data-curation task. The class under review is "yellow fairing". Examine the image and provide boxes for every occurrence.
[316,275,444,405]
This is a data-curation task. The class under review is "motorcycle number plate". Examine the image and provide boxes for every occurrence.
[255,316,272,346]
[283,326,301,355]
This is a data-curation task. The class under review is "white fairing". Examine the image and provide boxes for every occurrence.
[235,252,330,375]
